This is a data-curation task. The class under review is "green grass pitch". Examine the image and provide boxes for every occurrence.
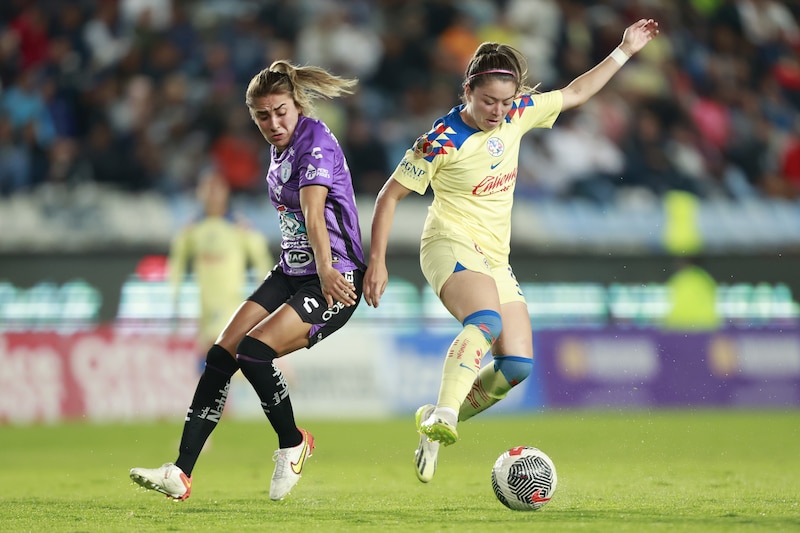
[1,410,798,532]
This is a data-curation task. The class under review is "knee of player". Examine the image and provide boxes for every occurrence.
[235,335,278,363]
[462,309,503,343]
[493,355,533,386]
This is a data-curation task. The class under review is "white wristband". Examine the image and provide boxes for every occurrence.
[610,47,630,66]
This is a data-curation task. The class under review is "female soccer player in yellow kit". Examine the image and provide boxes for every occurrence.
[169,170,273,353]
[364,18,660,483]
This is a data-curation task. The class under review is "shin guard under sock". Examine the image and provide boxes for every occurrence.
[436,324,493,413]
[459,355,533,422]
[176,344,239,475]
[236,336,301,449]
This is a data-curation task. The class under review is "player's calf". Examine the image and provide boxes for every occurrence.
[459,355,532,421]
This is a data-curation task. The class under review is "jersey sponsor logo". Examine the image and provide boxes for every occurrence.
[286,249,313,268]
[304,164,330,180]
[399,158,427,181]
[472,167,518,196]
[280,160,292,183]
[399,158,426,179]
[305,163,317,180]
[322,301,345,321]
[311,146,323,159]
[279,211,305,236]
[486,137,504,157]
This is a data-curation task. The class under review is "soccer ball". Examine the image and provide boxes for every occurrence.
[491,446,557,511]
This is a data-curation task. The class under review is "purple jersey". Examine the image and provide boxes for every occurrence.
[266,115,366,276]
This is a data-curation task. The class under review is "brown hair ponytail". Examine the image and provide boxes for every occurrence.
[245,60,357,118]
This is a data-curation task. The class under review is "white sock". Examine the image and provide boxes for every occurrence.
[432,406,458,427]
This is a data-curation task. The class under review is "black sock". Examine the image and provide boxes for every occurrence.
[175,344,238,475]
[236,336,301,449]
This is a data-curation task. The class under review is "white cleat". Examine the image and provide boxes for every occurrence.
[269,428,315,500]
[419,408,459,447]
[130,463,192,501]
[414,404,439,483]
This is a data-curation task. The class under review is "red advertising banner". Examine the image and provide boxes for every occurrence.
[0,328,198,424]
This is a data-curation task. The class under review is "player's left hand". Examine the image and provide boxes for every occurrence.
[620,18,659,56]
[363,263,388,308]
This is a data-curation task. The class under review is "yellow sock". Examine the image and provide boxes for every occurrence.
[459,363,512,422]
[436,324,491,412]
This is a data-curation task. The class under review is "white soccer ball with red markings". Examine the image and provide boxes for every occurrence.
[491,446,557,511]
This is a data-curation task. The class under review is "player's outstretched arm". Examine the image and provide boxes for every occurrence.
[560,18,660,111]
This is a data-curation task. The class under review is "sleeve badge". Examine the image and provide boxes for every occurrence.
[412,135,434,159]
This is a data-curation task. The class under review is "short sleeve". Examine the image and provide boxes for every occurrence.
[388,132,444,195]
[295,121,337,189]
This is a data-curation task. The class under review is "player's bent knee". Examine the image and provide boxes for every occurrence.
[463,309,502,343]
[235,336,278,363]
[493,355,532,387]
[205,344,239,376]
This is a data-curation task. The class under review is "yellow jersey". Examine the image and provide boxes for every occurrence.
[391,91,562,265]
[169,213,273,345]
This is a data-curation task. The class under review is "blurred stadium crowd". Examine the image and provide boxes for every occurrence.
[1,0,800,205]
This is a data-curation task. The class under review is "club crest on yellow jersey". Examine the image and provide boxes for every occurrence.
[486,137,504,157]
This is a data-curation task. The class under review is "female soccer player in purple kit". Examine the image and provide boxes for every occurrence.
[130,60,366,501]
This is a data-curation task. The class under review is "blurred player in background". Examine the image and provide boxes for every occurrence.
[169,168,273,354]
[364,19,660,483]
[130,60,367,501]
